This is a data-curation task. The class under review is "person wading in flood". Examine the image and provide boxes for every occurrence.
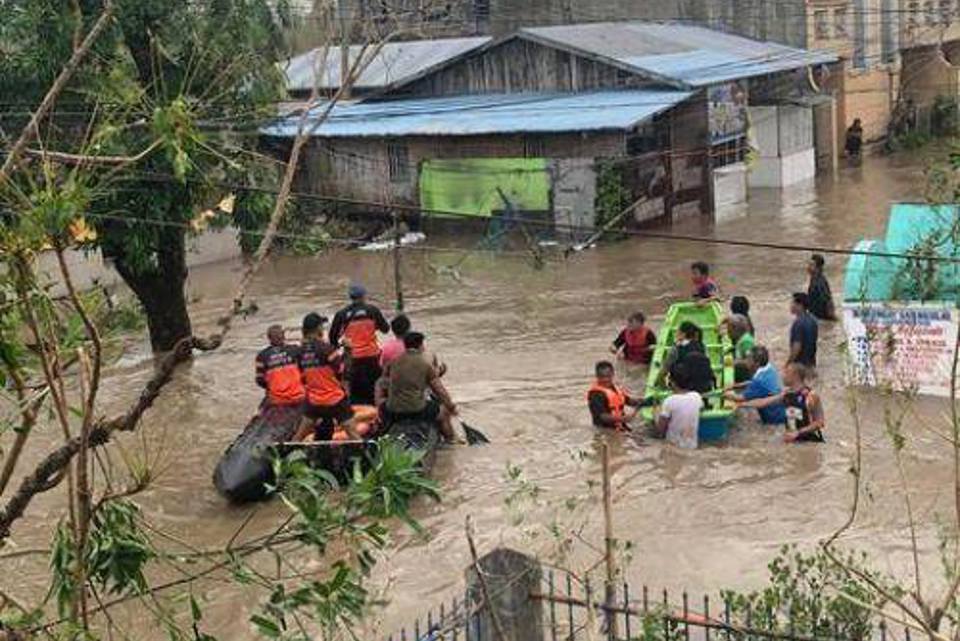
[691,261,720,304]
[329,284,390,406]
[255,324,305,408]
[293,313,373,442]
[653,361,701,449]
[739,363,825,443]
[610,312,657,364]
[844,118,863,163]
[725,345,786,426]
[788,292,819,368]
[806,254,838,321]
[656,321,715,394]
[587,361,644,431]
[730,295,755,335]
[385,332,461,443]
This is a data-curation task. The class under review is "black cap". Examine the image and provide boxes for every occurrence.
[302,312,328,332]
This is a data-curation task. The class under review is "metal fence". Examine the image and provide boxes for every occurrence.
[384,567,913,641]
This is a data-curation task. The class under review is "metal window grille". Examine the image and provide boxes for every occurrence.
[387,144,410,183]
[834,8,848,37]
[814,10,831,40]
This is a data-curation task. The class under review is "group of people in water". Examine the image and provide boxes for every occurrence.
[254,284,461,446]
[590,255,836,449]
[252,253,836,451]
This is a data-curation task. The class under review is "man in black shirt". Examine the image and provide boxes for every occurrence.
[806,254,837,321]
[788,292,819,368]
[329,284,390,405]
[587,361,644,430]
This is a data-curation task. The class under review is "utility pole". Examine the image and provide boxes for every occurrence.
[338,0,351,99]
[392,210,404,312]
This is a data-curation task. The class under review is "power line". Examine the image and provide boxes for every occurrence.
[92,168,960,265]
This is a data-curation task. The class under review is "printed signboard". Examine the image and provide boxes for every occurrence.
[843,302,959,397]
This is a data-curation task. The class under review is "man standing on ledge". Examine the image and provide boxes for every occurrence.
[329,284,390,405]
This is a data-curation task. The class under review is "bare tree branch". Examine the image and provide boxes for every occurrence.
[0,0,115,185]
[22,140,162,167]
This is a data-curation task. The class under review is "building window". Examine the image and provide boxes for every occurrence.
[814,10,831,39]
[523,136,545,158]
[853,0,867,68]
[882,0,897,61]
[926,0,937,24]
[627,121,668,156]
[387,144,409,183]
[941,0,953,24]
[615,69,632,87]
[711,137,746,168]
[473,0,490,19]
[834,8,848,37]
[908,1,920,27]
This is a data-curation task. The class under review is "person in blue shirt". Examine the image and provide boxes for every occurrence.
[724,345,786,425]
[788,292,819,368]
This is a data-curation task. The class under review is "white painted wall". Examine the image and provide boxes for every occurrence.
[749,149,816,188]
[747,105,817,188]
[712,162,748,210]
[35,228,242,297]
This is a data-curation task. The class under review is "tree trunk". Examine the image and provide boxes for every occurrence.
[113,225,192,353]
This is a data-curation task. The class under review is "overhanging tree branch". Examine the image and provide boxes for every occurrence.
[0,0,115,185]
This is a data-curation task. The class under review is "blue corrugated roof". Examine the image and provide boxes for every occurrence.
[261,89,693,138]
[521,22,838,87]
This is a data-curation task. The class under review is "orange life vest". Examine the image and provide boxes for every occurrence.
[587,381,627,421]
[344,317,380,359]
[300,340,346,407]
[256,345,305,406]
[623,326,653,363]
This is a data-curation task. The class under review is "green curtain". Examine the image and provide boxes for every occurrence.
[419,158,551,218]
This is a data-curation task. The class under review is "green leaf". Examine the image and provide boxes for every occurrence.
[250,614,281,639]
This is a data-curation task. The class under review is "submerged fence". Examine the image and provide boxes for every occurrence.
[384,548,915,641]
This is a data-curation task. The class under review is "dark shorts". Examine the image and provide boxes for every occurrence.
[383,398,440,426]
[348,357,382,406]
[795,430,825,443]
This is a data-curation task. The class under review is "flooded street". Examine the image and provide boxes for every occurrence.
[7,153,958,637]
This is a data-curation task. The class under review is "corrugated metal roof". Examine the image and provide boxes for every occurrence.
[260,89,693,138]
[282,37,491,92]
[520,22,837,87]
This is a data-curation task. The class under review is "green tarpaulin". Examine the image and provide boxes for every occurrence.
[419,158,551,218]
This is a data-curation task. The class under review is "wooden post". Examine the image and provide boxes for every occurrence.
[392,210,404,312]
[465,547,543,641]
[601,442,618,638]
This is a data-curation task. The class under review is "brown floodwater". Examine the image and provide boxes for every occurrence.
[6,152,959,639]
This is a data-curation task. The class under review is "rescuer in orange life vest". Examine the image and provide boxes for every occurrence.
[329,284,390,406]
[610,311,657,364]
[293,312,364,442]
[255,324,305,408]
[587,361,645,430]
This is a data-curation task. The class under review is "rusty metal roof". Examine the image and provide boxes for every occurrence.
[282,37,492,92]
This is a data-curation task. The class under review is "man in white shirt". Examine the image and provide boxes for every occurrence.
[654,362,702,449]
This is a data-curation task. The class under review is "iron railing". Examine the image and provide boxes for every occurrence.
[384,570,912,641]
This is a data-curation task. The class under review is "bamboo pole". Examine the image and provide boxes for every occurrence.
[601,442,618,639]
